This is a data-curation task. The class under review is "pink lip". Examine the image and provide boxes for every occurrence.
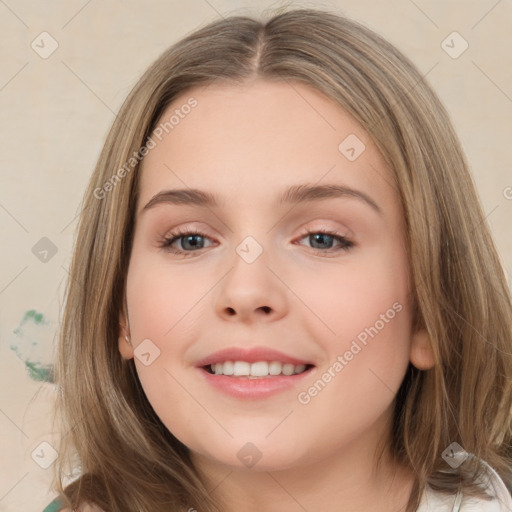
[198,367,315,400]
[195,346,312,367]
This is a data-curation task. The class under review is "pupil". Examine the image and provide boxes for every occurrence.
[311,233,332,249]
[184,235,202,250]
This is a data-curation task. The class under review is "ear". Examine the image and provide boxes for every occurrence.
[410,329,435,370]
[118,310,134,360]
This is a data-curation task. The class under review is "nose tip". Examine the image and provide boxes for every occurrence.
[214,249,287,324]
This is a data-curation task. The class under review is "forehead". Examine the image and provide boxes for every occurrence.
[136,79,397,216]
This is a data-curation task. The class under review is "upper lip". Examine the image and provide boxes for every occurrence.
[195,346,313,367]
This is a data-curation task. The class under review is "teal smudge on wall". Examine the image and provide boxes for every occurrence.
[9,309,54,383]
[24,309,44,324]
[24,360,54,382]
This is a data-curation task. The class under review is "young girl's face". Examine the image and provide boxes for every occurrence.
[119,78,432,473]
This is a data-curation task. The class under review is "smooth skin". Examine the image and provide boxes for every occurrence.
[118,78,435,512]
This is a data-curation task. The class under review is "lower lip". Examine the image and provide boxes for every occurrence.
[198,367,314,399]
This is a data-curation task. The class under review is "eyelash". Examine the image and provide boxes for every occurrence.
[158,227,354,258]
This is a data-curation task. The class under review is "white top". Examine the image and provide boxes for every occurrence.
[417,459,512,511]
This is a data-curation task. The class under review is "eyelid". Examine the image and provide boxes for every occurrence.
[296,220,353,238]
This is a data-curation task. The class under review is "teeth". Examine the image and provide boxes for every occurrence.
[233,361,250,376]
[294,364,306,374]
[223,361,234,375]
[251,362,269,377]
[209,361,308,377]
[282,363,295,376]
[269,361,282,375]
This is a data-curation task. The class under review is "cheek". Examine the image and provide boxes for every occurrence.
[292,266,411,457]
[295,246,412,394]
[125,251,219,440]
[134,360,216,455]
[125,250,211,342]
[294,251,410,344]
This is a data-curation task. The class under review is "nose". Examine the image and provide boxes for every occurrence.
[214,245,288,324]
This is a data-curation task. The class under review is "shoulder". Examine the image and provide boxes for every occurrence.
[461,459,512,511]
[42,497,66,512]
[43,500,104,512]
[418,459,512,511]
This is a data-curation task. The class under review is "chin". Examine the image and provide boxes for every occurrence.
[184,433,311,472]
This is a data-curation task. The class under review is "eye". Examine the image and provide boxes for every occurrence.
[159,228,215,256]
[296,228,354,255]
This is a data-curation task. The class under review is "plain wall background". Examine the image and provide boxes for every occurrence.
[0,1,511,510]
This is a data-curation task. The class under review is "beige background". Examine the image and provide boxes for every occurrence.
[0,1,511,510]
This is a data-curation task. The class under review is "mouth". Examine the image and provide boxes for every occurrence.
[195,346,316,399]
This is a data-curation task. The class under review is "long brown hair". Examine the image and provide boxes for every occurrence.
[54,7,512,511]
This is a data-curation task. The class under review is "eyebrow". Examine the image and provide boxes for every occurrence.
[141,183,381,214]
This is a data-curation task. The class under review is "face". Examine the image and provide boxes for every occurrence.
[119,78,433,474]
